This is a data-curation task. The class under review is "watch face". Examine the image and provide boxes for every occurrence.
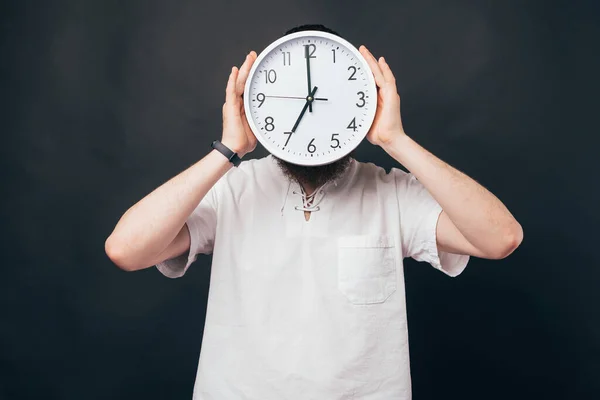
[244,31,377,166]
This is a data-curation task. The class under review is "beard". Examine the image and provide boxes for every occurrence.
[273,154,353,189]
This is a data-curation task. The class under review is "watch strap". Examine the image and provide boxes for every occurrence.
[211,140,241,167]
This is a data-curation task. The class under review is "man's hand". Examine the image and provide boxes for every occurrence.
[359,45,405,147]
[221,51,258,159]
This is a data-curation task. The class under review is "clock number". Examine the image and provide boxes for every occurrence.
[304,44,316,59]
[256,93,265,107]
[356,91,366,107]
[307,138,316,153]
[265,116,275,132]
[282,51,291,66]
[283,131,293,147]
[332,49,336,63]
[348,66,357,80]
[330,133,340,148]
[264,69,277,84]
[347,117,357,131]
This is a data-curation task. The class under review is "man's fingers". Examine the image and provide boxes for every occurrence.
[226,66,239,101]
[378,56,396,85]
[236,51,257,95]
[225,66,240,115]
[359,45,385,87]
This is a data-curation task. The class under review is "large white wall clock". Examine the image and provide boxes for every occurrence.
[243,31,377,166]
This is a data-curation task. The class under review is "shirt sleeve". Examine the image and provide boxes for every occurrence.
[393,168,469,277]
[155,184,218,279]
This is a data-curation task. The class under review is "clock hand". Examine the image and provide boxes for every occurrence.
[291,86,318,133]
[265,95,328,101]
[305,45,313,113]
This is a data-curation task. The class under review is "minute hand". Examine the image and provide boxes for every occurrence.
[305,45,313,112]
[292,86,318,133]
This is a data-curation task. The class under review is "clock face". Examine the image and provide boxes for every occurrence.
[243,31,377,166]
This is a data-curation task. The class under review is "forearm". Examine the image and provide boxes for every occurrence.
[105,149,232,269]
[382,133,523,255]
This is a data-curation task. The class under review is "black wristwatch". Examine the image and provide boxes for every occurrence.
[211,140,241,167]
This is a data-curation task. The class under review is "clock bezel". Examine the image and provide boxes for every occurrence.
[243,30,377,166]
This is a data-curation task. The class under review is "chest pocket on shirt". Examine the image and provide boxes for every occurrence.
[337,235,397,305]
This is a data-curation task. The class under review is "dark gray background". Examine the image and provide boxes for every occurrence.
[1,0,599,399]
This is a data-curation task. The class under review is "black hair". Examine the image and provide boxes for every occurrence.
[285,24,340,37]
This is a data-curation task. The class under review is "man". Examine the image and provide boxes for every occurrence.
[105,24,523,400]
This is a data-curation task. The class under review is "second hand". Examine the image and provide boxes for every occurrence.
[265,95,328,101]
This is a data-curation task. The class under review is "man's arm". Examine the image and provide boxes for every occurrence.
[384,134,522,259]
[359,45,523,260]
[105,151,233,271]
[105,52,258,271]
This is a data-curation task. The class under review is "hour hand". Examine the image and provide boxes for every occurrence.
[292,86,318,133]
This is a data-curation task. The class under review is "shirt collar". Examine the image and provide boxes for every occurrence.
[266,154,357,215]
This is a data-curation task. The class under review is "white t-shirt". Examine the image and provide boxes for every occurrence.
[156,154,469,400]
